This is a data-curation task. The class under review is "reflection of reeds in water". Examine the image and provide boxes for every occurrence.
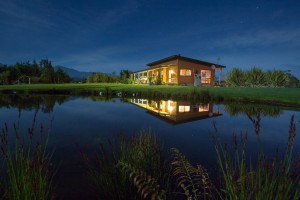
[0,111,53,200]
[223,103,282,117]
[224,103,283,135]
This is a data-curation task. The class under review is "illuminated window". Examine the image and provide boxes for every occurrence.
[179,105,190,112]
[201,70,211,84]
[199,104,209,112]
[180,69,192,76]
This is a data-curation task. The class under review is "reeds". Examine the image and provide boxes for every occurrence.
[0,111,53,200]
[81,130,170,199]
[213,115,300,200]
[82,115,300,200]
[171,148,216,200]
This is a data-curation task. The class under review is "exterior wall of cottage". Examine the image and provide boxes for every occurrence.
[133,56,220,86]
[177,60,215,85]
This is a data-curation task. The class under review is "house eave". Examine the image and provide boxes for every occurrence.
[146,54,226,68]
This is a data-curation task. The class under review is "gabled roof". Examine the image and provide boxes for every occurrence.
[147,54,226,68]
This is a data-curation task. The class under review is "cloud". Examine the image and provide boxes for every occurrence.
[54,44,144,71]
[211,28,300,49]
[0,0,139,34]
[0,0,57,31]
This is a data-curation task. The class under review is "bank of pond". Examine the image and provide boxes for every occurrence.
[0,94,300,199]
[0,84,300,107]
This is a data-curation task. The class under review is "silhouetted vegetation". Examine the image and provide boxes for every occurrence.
[226,67,300,87]
[81,115,300,200]
[0,59,70,85]
[81,130,171,199]
[86,72,118,83]
[0,112,54,199]
[86,69,133,84]
[213,115,300,200]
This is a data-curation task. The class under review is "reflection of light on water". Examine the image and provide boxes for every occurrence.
[167,100,174,113]
[199,104,209,112]
[179,106,190,112]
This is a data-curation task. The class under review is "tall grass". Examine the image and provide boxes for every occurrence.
[213,115,300,200]
[171,148,217,200]
[0,111,53,200]
[81,130,170,199]
[81,116,300,200]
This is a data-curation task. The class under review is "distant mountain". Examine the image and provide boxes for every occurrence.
[55,66,93,80]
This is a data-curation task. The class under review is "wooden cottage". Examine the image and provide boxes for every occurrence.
[132,55,226,86]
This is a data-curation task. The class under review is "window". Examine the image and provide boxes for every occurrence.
[199,104,209,112]
[201,70,211,84]
[179,105,190,112]
[180,69,192,76]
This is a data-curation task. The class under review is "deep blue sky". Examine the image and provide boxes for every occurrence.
[0,0,299,77]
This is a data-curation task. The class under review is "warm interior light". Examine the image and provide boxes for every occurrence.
[179,105,190,112]
[167,100,174,113]
[199,104,209,112]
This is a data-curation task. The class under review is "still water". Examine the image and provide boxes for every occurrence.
[0,95,300,199]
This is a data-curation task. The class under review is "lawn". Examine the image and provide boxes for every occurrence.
[0,83,299,107]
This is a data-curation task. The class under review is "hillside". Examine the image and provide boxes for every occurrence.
[55,66,92,80]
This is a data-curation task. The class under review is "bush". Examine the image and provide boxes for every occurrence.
[225,67,245,87]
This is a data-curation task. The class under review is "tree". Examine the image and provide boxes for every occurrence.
[40,59,55,83]
[55,68,70,83]
[0,71,10,85]
[119,69,132,84]
[87,73,118,83]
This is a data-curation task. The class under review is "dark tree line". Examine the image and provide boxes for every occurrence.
[87,69,133,83]
[0,59,70,84]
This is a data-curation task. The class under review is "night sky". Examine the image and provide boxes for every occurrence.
[1,0,299,77]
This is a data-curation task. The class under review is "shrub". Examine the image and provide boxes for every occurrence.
[225,67,245,87]
[265,70,289,87]
[244,67,266,87]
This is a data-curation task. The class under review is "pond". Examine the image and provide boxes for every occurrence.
[0,94,300,199]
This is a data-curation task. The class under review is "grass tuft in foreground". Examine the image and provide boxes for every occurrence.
[81,130,170,199]
[0,111,53,200]
[213,115,300,200]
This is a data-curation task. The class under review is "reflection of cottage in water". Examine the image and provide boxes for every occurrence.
[130,99,222,124]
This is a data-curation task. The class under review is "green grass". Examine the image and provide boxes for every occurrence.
[0,112,53,200]
[0,83,300,106]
